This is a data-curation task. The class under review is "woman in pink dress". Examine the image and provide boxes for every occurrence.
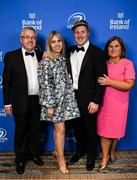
[97,36,135,170]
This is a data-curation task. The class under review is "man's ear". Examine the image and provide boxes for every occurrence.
[20,37,23,44]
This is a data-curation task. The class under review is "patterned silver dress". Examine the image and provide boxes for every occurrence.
[38,56,80,122]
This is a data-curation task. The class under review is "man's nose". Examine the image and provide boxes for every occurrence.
[78,32,82,37]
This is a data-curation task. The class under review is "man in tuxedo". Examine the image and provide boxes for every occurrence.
[66,20,107,171]
[3,27,44,174]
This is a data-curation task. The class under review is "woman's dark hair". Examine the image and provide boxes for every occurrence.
[105,36,126,59]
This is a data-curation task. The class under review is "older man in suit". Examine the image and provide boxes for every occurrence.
[3,27,44,174]
[66,20,107,171]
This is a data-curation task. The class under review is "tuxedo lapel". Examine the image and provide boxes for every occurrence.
[16,48,28,81]
[35,50,42,62]
[19,49,26,67]
[79,44,92,75]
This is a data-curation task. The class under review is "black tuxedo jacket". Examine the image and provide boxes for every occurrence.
[66,43,107,112]
[3,48,43,115]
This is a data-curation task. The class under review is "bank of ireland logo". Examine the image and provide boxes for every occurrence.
[29,13,36,19]
[110,12,130,30]
[117,12,124,19]
[0,128,8,142]
[67,12,86,28]
[22,12,43,30]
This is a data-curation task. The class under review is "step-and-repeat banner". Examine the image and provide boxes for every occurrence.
[0,0,137,151]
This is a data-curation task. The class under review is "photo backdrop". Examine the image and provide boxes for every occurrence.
[0,0,137,151]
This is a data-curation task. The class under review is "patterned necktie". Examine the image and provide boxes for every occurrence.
[76,46,85,52]
[25,51,34,57]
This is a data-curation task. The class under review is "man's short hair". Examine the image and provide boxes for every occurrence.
[21,27,37,38]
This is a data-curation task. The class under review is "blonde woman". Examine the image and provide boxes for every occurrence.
[38,31,80,174]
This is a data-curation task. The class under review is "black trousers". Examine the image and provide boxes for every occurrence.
[73,113,97,160]
[66,90,98,161]
[14,95,41,163]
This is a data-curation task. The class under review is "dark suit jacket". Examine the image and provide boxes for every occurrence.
[66,43,107,112]
[3,48,43,115]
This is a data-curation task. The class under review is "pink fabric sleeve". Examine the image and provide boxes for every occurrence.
[125,60,136,80]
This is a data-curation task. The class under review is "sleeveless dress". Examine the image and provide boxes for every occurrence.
[97,58,135,138]
[38,56,80,122]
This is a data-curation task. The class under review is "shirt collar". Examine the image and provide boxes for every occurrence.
[82,40,89,52]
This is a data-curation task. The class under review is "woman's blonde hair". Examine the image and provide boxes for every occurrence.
[46,31,65,60]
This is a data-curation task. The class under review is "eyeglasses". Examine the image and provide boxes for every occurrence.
[21,36,36,40]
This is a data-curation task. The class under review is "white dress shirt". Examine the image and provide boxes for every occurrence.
[70,40,89,90]
[22,47,39,95]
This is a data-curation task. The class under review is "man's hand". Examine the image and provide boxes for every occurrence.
[43,51,52,59]
[4,105,12,115]
[88,102,99,114]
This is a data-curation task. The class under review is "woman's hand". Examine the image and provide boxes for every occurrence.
[47,108,54,117]
[98,74,135,90]
[88,102,99,114]
[98,74,111,86]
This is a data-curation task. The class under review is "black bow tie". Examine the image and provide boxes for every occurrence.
[25,51,34,57]
[76,46,85,52]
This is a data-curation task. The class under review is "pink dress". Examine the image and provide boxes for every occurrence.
[97,58,135,138]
